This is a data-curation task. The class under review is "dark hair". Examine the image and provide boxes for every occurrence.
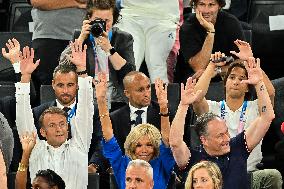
[86,0,120,25]
[52,62,77,81]
[190,0,226,8]
[35,169,65,189]
[195,112,219,137]
[39,107,68,128]
[223,61,253,100]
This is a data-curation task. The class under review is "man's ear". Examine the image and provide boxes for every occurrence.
[40,128,47,138]
[124,89,130,98]
[52,79,55,90]
[200,135,206,145]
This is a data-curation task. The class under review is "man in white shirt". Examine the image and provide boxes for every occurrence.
[15,41,94,189]
[191,42,282,188]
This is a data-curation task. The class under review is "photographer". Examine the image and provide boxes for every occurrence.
[62,0,135,111]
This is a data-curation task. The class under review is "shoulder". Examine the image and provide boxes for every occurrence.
[110,104,130,117]
[33,101,56,116]
[112,27,133,41]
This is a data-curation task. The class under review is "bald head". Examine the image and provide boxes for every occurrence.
[123,71,149,90]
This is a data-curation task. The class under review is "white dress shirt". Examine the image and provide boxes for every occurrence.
[15,77,94,189]
[129,103,148,127]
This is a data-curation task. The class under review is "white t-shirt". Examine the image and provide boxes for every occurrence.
[208,99,262,171]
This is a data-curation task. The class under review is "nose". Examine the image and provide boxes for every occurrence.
[63,86,68,93]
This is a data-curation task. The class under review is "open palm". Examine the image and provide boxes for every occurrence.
[181,77,202,106]
[20,46,40,75]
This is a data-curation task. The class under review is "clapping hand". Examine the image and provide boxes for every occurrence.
[180,77,202,106]
[2,38,21,64]
[230,39,253,61]
[155,78,168,109]
[241,57,263,85]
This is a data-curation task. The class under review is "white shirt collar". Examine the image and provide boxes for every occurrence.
[56,98,76,110]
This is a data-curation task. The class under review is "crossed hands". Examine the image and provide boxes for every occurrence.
[20,131,37,155]
[241,57,263,86]
[180,77,202,106]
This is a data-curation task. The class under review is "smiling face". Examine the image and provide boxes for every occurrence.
[40,113,69,148]
[89,8,113,33]
[134,135,154,162]
[201,118,230,156]
[225,67,248,99]
[195,0,220,24]
[192,168,215,189]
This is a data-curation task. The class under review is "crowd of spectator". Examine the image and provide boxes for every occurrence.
[0,0,283,189]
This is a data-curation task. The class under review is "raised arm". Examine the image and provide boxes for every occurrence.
[68,40,94,152]
[230,40,275,106]
[155,78,170,147]
[95,72,113,141]
[15,47,40,136]
[189,10,215,74]
[243,58,275,151]
[15,132,36,189]
[170,78,202,168]
[192,52,226,116]
[30,0,86,10]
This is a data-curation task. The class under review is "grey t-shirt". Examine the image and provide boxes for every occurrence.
[31,7,86,40]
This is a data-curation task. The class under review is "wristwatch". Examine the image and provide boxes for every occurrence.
[109,47,116,56]
[77,70,88,75]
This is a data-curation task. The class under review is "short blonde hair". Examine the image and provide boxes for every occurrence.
[185,161,222,189]
[124,123,161,160]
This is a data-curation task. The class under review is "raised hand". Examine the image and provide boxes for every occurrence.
[2,38,21,64]
[93,72,108,101]
[180,77,202,106]
[67,39,87,71]
[196,9,215,32]
[95,31,112,53]
[78,19,92,43]
[241,57,263,85]
[155,78,168,109]
[230,39,253,60]
[20,46,40,76]
[20,132,37,154]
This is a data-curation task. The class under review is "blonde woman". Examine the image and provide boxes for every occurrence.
[185,161,222,189]
[95,72,176,189]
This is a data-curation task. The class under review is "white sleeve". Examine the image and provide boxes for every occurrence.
[207,100,221,115]
[70,77,94,153]
[15,82,38,138]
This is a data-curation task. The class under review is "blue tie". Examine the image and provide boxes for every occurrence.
[135,110,144,126]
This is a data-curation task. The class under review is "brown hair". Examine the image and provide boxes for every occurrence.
[190,0,226,8]
[39,107,68,128]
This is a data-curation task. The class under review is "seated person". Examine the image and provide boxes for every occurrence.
[15,42,94,189]
[15,132,65,189]
[185,161,222,189]
[169,66,275,188]
[179,0,244,80]
[94,72,175,189]
[61,0,135,110]
[125,159,154,189]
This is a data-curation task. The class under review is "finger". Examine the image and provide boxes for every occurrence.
[5,42,11,50]
[2,48,7,56]
[30,48,35,60]
[230,51,237,56]
[83,44,87,52]
[34,59,40,67]
[243,60,249,71]
[8,39,14,48]
[12,38,20,48]
[256,58,261,68]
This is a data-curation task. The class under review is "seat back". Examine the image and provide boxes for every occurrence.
[40,85,55,104]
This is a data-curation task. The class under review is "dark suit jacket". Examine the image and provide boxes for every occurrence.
[110,101,162,151]
[73,27,135,103]
[32,100,102,160]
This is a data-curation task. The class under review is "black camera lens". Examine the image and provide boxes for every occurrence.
[90,19,106,38]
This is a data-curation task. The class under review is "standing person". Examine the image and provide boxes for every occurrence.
[125,159,154,189]
[15,42,94,188]
[191,47,282,188]
[68,0,135,110]
[180,0,244,79]
[29,0,87,105]
[169,57,276,188]
[116,0,183,83]
[94,72,175,189]
[185,161,222,189]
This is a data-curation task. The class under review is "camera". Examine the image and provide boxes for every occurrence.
[90,19,106,38]
[211,56,234,64]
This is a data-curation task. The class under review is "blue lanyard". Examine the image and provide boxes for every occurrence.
[220,100,248,132]
[67,104,77,123]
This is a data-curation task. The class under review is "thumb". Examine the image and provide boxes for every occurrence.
[230,51,237,56]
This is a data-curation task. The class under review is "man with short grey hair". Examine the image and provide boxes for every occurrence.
[125,159,154,189]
